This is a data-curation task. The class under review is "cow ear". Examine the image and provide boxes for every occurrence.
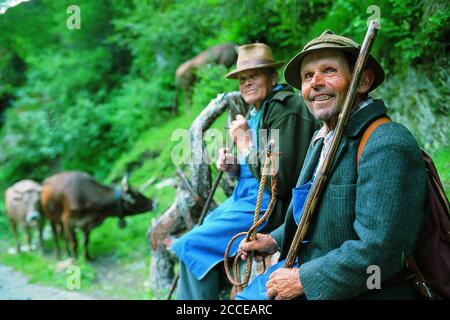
[12,190,23,201]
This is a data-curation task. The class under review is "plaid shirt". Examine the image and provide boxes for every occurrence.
[312,97,373,180]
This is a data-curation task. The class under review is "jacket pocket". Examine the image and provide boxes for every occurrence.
[327,183,356,198]
[321,183,358,242]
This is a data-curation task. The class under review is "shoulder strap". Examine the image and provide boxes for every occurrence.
[357,116,391,168]
[357,116,438,299]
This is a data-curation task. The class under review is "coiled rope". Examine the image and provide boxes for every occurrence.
[224,139,278,293]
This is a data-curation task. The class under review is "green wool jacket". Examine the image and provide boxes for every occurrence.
[246,85,318,233]
[271,99,428,300]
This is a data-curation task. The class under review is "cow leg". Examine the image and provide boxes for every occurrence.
[10,220,21,253]
[70,227,78,259]
[61,213,74,258]
[82,228,92,261]
[62,220,77,259]
[50,221,61,259]
[64,219,78,259]
[38,219,45,253]
[63,226,71,257]
[185,88,192,107]
[25,225,33,251]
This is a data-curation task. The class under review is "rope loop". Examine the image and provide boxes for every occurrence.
[224,140,278,292]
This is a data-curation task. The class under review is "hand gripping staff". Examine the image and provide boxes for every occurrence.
[224,139,279,293]
[284,20,381,269]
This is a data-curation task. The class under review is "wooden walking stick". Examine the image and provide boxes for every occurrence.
[284,20,381,269]
[198,171,224,225]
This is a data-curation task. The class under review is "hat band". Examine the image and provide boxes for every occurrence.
[304,38,359,51]
[236,59,276,70]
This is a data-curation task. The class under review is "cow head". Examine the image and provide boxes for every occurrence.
[117,175,154,228]
[12,185,43,223]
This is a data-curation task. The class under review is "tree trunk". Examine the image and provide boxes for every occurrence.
[148,92,249,297]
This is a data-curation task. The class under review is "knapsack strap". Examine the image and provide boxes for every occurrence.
[406,256,434,299]
[357,116,391,167]
[357,116,436,299]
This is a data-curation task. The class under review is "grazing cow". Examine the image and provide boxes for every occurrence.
[4,179,44,253]
[175,43,238,106]
[41,171,154,260]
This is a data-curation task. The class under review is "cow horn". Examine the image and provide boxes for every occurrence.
[139,177,156,193]
[121,174,130,192]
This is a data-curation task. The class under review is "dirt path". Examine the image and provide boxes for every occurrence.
[0,264,94,300]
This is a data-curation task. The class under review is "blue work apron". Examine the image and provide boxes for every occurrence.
[235,181,312,300]
[172,106,271,280]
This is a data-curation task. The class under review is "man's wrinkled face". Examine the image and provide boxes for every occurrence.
[300,49,352,123]
[238,69,276,109]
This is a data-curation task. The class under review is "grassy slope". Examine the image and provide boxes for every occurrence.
[0,94,230,299]
[0,98,448,299]
[430,146,450,194]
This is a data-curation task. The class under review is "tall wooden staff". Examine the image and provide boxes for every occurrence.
[284,20,381,268]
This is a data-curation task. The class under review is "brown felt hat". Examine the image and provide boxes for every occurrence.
[226,43,285,79]
[284,30,385,92]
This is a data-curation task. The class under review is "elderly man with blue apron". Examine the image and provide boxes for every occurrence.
[172,43,317,300]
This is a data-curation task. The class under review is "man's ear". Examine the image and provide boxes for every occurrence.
[271,72,279,86]
[358,69,375,94]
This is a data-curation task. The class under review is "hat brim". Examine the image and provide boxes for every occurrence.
[226,61,285,79]
[284,45,385,92]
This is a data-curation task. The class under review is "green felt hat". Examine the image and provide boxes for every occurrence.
[284,30,385,92]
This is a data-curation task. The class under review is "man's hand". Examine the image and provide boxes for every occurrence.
[266,268,304,300]
[238,233,279,261]
[229,114,253,153]
[216,148,239,175]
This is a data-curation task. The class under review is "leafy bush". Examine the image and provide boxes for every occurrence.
[375,67,449,151]
[191,65,237,111]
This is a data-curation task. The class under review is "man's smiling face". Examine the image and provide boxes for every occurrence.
[300,49,352,123]
[238,68,275,109]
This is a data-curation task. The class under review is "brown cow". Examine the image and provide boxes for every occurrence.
[41,171,154,260]
[175,43,238,106]
[4,179,44,253]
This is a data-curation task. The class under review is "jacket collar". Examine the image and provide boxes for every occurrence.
[298,99,388,184]
[344,99,388,138]
[313,98,387,143]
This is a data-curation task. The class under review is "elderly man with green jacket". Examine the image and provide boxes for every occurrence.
[237,30,428,300]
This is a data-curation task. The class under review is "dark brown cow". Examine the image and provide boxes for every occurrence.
[41,171,154,260]
[175,43,238,106]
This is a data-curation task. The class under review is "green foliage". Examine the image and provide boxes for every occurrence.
[191,65,237,110]
[432,146,450,195]
[375,67,449,151]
